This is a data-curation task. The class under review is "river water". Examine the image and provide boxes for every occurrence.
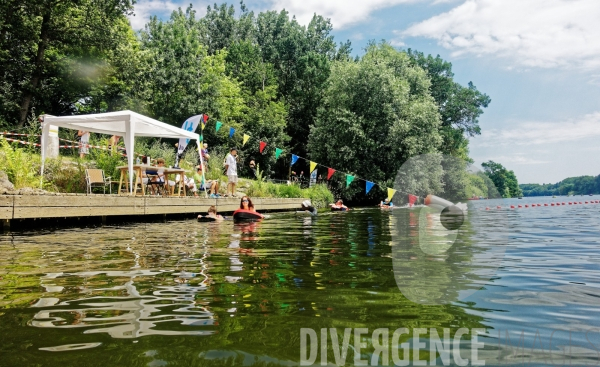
[0,196,599,366]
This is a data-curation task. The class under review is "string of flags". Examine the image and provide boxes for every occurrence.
[199,117,398,202]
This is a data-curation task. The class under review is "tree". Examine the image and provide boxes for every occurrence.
[406,50,491,159]
[481,160,522,198]
[0,0,134,128]
[308,43,442,201]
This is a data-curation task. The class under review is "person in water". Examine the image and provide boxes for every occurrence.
[301,200,318,216]
[379,199,394,208]
[330,199,348,210]
[206,205,224,221]
[240,196,256,212]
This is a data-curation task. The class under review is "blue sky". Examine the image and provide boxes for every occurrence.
[129,0,600,184]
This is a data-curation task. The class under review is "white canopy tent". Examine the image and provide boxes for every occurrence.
[41,110,204,195]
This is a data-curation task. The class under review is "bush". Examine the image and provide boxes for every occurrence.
[0,138,41,189]
[90,138,126,179]
[43,157,87,193]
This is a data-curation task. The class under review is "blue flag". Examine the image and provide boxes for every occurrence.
[366,181,375,194]
[291,154,299,166]
[229,127,235,138]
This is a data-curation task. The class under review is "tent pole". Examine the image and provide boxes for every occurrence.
[198,139,208,198]
[40,118,50,187]
[125,119,135,195]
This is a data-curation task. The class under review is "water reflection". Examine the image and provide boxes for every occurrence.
[0,206,598,366]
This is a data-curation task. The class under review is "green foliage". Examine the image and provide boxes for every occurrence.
[135,139,176,168]
[482,160,522,198]
[90,142,126,179]
[0,0,135,127]
[406,49,491,159]
[520,175,600,196]
[42,156,87,193]
[0,138,41,189]
[308,42,442,202]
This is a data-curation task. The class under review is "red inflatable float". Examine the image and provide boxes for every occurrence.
[232,209,264,222]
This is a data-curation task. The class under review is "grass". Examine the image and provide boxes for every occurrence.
[0,137,336,203]
[243,164,334,207]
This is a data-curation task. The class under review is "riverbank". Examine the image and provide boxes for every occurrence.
[0,195,306,231]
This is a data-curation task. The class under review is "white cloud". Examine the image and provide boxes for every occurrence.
[128,0,186,30]
[401,0,600,69]
[267,0,418,29]
[473,112,600,147]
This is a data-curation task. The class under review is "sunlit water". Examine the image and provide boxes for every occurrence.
[0,196,599,366]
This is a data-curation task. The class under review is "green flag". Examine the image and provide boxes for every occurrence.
[346,174,355,187]
[275,148,283,159]
[215,121,223,132]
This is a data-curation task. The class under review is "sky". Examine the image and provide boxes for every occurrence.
[128,0,600,184]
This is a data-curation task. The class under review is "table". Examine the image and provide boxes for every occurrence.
[116,165,186,196]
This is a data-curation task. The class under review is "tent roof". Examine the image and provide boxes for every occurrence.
[44,110,199,140]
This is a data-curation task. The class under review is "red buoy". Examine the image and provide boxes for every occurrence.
[525,205,529,208]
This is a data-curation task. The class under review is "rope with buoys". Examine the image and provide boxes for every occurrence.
[483,200,599,210]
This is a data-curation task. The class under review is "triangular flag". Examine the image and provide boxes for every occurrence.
[203,114,209,123]
[259,141,267,153]
[310,161,317,173]
[243,134,250,146]
[229,127,235,138]
[346,174,355,187]
[275,148,283,159]
[327,167,336,180]
[199,134,203,142]
[215,121,223,132]
[365,181,375,194]
[387,188,397,202]
[201,122,205,130]
[291,154,299,166]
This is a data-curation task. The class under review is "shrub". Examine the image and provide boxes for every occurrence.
[90,138,126,179]
[0,138,41,189]
[43,157,87,193]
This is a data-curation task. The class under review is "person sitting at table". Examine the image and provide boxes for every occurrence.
[176,172,198,197]
[151,158,174,195]
[194,165,219,197]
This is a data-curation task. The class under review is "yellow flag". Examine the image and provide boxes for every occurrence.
[243,134,250,146]
[387,188,397,202]
[310,161,317,173]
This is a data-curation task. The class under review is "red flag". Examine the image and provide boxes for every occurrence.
[259,141,267,153]
[408,194,418,207]
[327,167,336,180]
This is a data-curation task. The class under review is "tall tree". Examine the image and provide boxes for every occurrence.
[0,0,134,128]
[308,43,442,201]
[407,50,491,159]
[482,160,522,198]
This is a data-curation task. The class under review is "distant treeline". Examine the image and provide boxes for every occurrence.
[520,175,600,196]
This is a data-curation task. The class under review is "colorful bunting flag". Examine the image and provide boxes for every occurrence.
[310,161,317,173]
[199,134,203,142]
[365,181,375,194]
[275,148,283,159]
[243,134,250,146]
[387,188,397,202]
[229,127,235,138]
[259,141,267,153]
[346,174,355,187]
[327,167,336,180]
[215,121,223,132]
[291,154,299,166]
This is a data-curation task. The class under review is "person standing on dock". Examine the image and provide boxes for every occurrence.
[224,147,238,197]
[77,130,89,159]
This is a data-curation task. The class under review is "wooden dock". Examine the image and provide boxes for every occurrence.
[0,195,305,229]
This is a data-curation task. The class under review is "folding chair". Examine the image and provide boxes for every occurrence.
[85,169,112,194]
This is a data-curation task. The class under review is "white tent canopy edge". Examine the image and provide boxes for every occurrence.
[41,110,204,196]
